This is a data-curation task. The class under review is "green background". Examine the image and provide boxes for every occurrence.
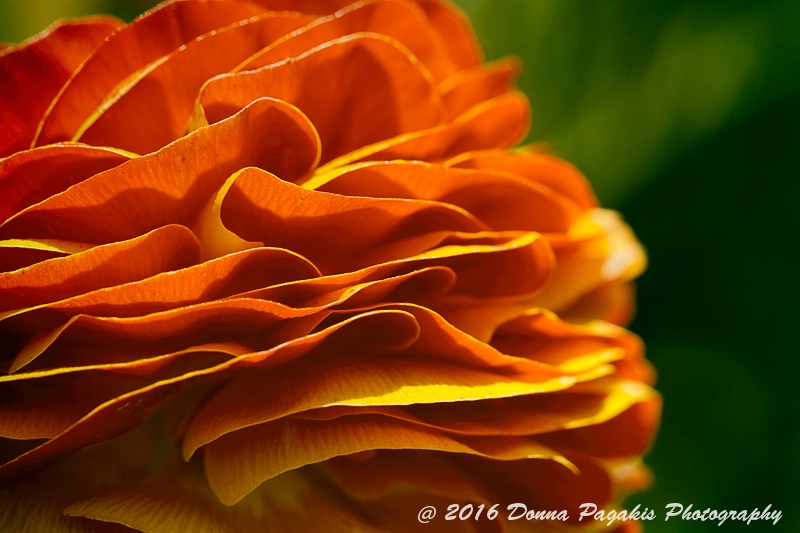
[2,1,798,531]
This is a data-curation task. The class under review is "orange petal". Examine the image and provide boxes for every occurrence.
[446,149,599,211]
[0,347,238,478]
[7,297,322,373]
[363,379,658,438]
[0,309,418,476]
[35,247,319,318]
[182,346,574,460]
[1,98,320,244]
[317,161,579,232]
[528,209,647,316]
[323,449,491,503]
[204,413,571,505]
[0,224,200,316]
[439,57,521,119]
[561,281,638,327]
[320,91,530,169]
[0,144,130,225]
[76,13,312,154]
[242,231,552,306]
[413,0,482,69]
[33,0,266,146]
[199,34,445,163]
[238,0,459,83]
[0,17,121,157]
[536,396,661,458]
[218,167,486,274]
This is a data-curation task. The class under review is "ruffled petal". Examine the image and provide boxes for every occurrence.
[198,33,445,163]
[32,0,267,146]
[0,17,121,157]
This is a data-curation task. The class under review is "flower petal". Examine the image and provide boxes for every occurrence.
[32,0,266,146]
[439,57,521,119]
[217,166,487,274]
[0,17,121,157]
[0,224,200,317]
[199,33,445,163]
[1,98,320,244]
[75,12,313,154]
[0,144,131,226]
[237,0,459,83]
[447,149,599,211]
[319,91,530,169]
[204,413,573,505]
[317,160,579,232]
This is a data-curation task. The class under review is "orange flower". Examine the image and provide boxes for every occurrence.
[0,1,659,531]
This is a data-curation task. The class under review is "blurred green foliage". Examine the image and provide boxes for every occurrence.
[2,1,798,531]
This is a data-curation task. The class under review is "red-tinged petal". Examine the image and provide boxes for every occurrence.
[0,144,131,225]
[218,167,487,274]
[77,13,312,154]
[65,464,383,533]
[0,224,200,316]
[318,161,579,232]
[204,413,572,505]
[320,91,530,169]
[238,0,459,83]
[447,149,600,211]
[0,17,121,158]
[33,0,267,146]
[439,57,521,119]
[1,98,320,244]
[199,34,444,163]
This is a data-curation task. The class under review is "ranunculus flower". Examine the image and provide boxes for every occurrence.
[0,1,659,531]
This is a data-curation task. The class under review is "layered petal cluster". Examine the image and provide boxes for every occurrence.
[0,1,659,531]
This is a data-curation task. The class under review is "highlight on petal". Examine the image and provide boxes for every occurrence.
[0,144,131,226]
[0,0,658,530]
[0,17,121,157]
[1,98,321,244]
[0,224,200,317]
[237,0,460,83]
[32,0,267,147]
[199,33,445,163]
[74,12,313,154]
